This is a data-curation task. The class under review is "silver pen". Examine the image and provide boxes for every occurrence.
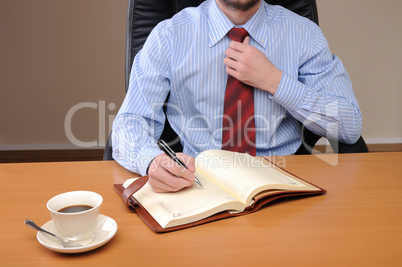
[157,140,203,188]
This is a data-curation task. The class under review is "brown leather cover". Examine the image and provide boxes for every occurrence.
[113,159,326,233]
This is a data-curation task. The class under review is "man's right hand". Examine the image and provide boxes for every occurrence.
[147,153,196,193]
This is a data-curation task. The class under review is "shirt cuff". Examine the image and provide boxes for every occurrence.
[270,73,306,110]
[137,148,163,176]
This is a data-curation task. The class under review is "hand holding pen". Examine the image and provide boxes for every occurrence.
[157,140,203,188]
[145,140,202,193]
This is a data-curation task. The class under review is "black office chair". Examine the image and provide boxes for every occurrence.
[104,0,368,160]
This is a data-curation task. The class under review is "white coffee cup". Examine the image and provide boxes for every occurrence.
[47,191,103,241]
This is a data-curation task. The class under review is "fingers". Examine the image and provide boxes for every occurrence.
[225,47,243,64]
[243,36,250,45]
[147,153,196,193]
[224,47,247,81]
[228,38,249,51]
[224,49,241,77]
[224,40,250,73]
[176,153,196,173]
[148,169,192,193]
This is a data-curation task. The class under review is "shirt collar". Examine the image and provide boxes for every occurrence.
[207,0,268,48]
[207,0,233,47]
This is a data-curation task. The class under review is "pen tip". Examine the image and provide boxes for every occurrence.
[195,179,203,188]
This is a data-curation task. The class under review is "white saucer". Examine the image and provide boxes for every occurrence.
[37,214,117,253]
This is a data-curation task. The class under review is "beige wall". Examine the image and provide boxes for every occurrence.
[317,0,402,143]
[0,0,127,149]
[0,0,401,150]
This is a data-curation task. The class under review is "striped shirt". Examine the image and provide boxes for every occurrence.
[112,0,362,175]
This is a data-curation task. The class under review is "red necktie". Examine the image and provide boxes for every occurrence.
[221,28,256,156]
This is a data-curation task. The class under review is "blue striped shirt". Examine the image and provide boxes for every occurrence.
[112,0,362,175]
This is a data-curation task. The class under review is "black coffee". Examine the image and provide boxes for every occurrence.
[58,205,93,213]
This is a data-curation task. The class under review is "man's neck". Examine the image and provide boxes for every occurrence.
[216,0,261,25]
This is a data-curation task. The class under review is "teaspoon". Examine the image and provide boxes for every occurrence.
[25,219,82,248]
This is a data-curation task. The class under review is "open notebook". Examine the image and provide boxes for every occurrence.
[114,150,326,232]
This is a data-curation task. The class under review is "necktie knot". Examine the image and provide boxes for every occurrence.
[228,27,249,42]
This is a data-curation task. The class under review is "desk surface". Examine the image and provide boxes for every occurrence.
[1,152,401,266]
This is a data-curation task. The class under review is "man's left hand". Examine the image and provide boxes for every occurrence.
[224,36,283,95]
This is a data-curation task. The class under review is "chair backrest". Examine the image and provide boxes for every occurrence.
[124,0,319,91]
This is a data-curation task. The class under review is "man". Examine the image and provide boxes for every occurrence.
[112,0,362,192]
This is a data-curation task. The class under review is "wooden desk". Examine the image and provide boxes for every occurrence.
[1,152,401,266]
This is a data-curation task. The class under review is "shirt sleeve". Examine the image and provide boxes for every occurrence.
[112,23,171,175]
[271,24,362,144]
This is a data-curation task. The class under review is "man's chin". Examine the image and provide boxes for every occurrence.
[219,0,261,12]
